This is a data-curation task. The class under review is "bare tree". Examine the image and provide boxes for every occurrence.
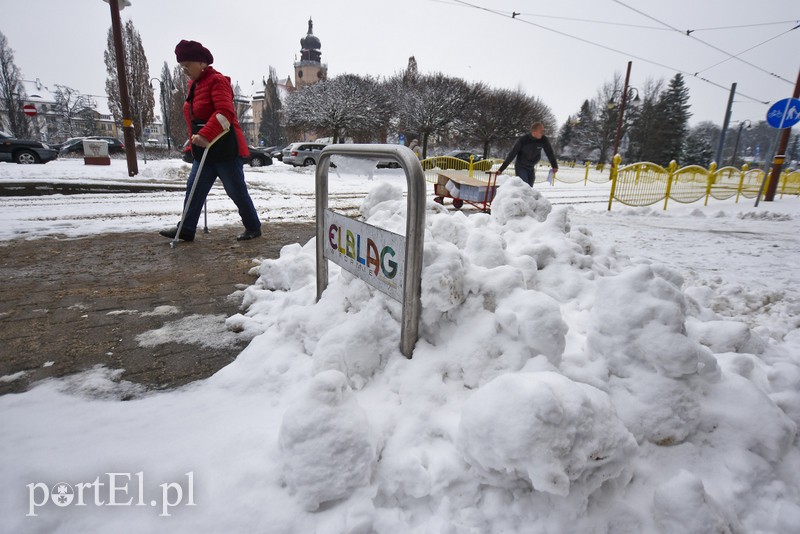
[232,82,253,143]
[392,72,480,158]
[460,87,556,158]
[52,85,96,138]
[104,19,155,140]
[0,30,32,138]
[284,74,388,144]
[592,75,623,164]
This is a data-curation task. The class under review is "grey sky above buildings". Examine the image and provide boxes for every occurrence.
[4,0,799,130]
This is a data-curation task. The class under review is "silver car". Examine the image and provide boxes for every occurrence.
[282,142,327,167]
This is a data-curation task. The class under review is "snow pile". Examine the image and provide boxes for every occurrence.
[226,175,797,530]
[2,175,800,532]
[652,470,743,533]
[278,370,377,511]
[458,371,637,497]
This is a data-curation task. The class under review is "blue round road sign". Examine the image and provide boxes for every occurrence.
[766,98,800,129]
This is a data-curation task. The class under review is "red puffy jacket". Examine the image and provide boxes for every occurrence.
[182,66,249,158]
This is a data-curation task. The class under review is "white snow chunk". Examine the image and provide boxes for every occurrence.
[587,264,720,380]
[0,371,27,383]
[490,175,552,225]
[135,314,241,349]
[278,370,377,511]
[686,318,766,354]
[494,288,568,366]
[653,470,743,534]
[255,242,316,292]
[141,305,180,317]
[458,371,637,496]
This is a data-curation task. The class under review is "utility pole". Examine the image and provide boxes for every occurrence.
[715,82,736,165]
[612,61,632,159]
[764,67,800,201]
[105,0,138,176]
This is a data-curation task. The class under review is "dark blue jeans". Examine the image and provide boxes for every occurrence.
[179,157,261,234]
[515,167,535,186]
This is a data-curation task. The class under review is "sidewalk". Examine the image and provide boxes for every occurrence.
[0,222,315,396]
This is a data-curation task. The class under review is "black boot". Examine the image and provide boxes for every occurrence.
[236,228,262,241]
[159,227,195,241]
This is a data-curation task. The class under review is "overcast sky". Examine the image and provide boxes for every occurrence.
[3,0,799,131]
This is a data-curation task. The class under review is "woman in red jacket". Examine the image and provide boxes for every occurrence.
[160,40,261,242]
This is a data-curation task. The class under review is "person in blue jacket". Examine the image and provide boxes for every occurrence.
[497,122,558,186]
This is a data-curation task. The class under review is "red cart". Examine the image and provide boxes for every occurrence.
[432,170,498,213]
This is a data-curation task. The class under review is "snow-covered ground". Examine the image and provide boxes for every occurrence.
[1,157,799,533]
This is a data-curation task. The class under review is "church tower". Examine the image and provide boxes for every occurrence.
[293,18,327,89]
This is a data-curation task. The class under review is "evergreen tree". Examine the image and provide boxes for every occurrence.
[787,134,799,164]
[168,65,189,150]
[683,124,714,167]
[0,30,32,138]
[156,61,175,149]
[655,73,691,165]
[569,100,598,161]
[557,116,575,155]
[104,19,155,140]
[258,67,285,146]
[626,79,665,163]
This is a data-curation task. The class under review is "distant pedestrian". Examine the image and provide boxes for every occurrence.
[497,122,558,186]
[409,138,422,159]
[159,39,262,242]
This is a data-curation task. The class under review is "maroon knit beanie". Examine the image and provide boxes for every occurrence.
[174,40,214,64]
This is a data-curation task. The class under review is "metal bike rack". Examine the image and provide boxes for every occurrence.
[315,144,426,358]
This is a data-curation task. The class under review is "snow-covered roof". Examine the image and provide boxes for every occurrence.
[20,78,113,117]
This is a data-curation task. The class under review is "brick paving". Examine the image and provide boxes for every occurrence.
[0,222,316,396]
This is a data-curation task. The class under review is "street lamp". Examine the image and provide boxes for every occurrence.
[149,77,175,151]
[608,88,640,110]
[609,61,641,159]
[730,119,751,167]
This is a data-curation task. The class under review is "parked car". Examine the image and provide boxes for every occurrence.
[88,136,125,154]
[263,145,285,161]
[57,137,87,154]
[282,142,328,167]
[0,130,58,164]
[59,136,125,155]
[245,146,273,167]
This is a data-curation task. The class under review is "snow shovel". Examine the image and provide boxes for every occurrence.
[170,113,230,248]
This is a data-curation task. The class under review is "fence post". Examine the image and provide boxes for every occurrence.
[468,155,474,178]
[607,154,621,211]
[704,162,717,206]
[780,169,788,198]
[584,161,590,185]
[663,160,677,210]
[735,163,748,203]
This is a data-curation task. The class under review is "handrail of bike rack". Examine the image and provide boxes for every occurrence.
[315,144,426,358]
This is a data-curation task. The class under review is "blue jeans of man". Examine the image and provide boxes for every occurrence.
[515,167,535,186]
[180,157,261,235]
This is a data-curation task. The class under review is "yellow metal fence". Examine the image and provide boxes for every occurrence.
[607,154,800,210]
[417,154,799,211]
